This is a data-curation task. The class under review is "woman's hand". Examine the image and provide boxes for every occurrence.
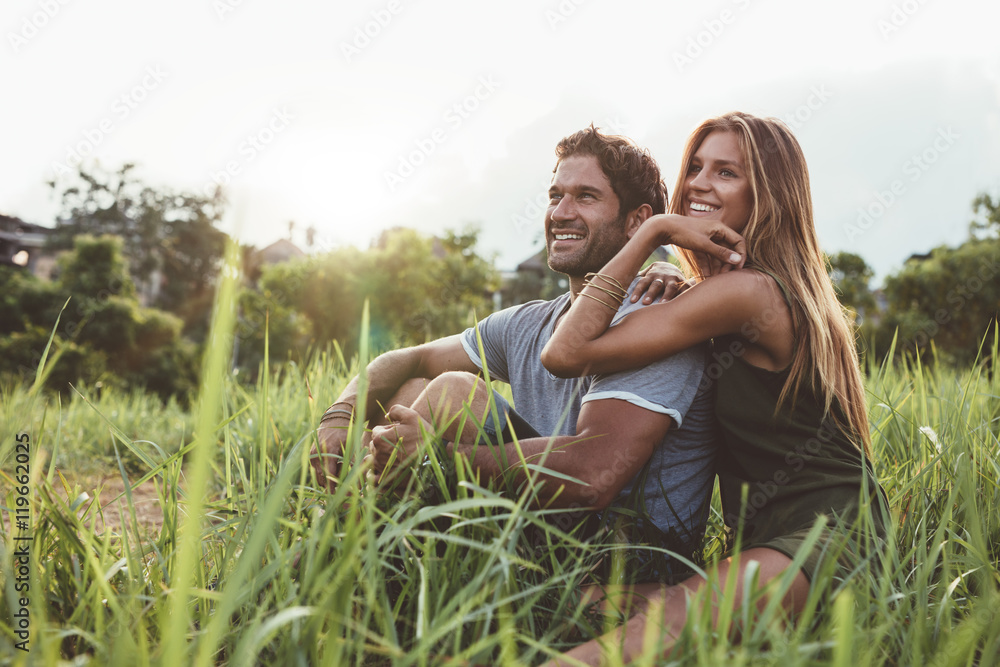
[651,214,746,274]
[630,262,692,304]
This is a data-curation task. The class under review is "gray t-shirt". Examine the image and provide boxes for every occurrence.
[460,283,718,551]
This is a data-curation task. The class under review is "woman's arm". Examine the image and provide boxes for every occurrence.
[540,215,760,378]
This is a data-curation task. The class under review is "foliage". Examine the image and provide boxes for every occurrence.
[235,226,499,372]
[501,249,568,308]
[0,236,197,401]
[1,290,999,664]
[827,251,876,324]
[872,238,1000,365]
[47,161,228,330]
[971,190,1000,239]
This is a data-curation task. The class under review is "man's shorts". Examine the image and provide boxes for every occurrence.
[480,390,542,443]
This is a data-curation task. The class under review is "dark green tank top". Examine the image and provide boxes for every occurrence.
[712,272,885,545]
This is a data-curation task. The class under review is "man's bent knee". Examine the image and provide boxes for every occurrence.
[422,372,490,415]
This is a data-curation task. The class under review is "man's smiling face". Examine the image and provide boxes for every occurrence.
[545,154,631,279]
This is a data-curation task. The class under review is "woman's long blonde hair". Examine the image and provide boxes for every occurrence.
[673,112,872,456]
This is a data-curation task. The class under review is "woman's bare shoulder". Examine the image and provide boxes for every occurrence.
[692,269,795,368]
[682,268,787,311]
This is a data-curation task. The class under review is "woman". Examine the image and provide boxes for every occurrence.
[540,112,887,664]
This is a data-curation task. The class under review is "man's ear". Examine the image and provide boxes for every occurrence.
[626,204,653,238]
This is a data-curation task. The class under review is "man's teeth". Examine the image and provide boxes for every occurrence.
[554,233,584,240]
[689,202,719,212]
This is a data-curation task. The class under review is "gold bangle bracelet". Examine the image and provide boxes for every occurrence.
[583,280,627,303]
[586,272,629,294]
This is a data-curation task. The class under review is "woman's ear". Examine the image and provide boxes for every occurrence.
[626,204,653,238]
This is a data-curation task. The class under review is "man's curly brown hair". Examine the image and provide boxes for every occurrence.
[554,124,668,217]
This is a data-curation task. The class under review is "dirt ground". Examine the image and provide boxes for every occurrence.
[57,474,166,534]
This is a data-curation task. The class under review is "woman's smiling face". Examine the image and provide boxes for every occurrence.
[683,130,754,234]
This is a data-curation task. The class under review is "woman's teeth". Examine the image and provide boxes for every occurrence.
[689,202,719,213]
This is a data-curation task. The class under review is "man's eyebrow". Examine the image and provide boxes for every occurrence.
[548,184,605,195]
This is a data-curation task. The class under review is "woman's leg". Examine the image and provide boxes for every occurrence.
[546,547,810,666]
[576,583,666,618]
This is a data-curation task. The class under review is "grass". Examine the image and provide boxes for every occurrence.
[1,258,998,665]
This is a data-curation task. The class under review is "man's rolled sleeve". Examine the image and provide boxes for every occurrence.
[581,344,708,428]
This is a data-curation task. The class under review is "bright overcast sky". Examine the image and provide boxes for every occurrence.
[3,0,999,279]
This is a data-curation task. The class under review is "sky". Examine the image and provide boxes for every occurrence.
[3,0,999,281]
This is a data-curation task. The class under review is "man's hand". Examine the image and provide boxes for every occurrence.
[366,404,434,483]
[631,261,691,304]
[312,406,354,492]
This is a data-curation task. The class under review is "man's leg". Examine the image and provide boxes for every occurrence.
[369,371,541,493]
[405,371,500,444]
[315,378,430,491]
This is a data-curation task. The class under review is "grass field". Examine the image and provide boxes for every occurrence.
[1,258,999,665]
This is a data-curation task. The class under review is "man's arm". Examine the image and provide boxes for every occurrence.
[313,335,480,487]
[464,398,673,509]
[329,334,478,421]
[373,398,672,510]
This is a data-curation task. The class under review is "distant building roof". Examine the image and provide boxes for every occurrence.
[905,251,933,263]
[257,238,305,265]
[516,249,548,275]
[0,213,53,271]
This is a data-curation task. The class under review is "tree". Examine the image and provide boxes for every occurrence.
[971,191,1000,239]
[827,251,876,323]
[233,226,499,370]
[47,162,228,329]
[874,238,1000,365]
[870,191,1000,365]
[0,236,197,400]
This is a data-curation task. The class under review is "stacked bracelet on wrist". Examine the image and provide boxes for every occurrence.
[320,403,355,423]
[581,272,629,312]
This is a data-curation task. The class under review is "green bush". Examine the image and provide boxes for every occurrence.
[0,236,197,401]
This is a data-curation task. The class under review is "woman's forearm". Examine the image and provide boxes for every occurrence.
[541,214,745,377]
[541,220,668,376]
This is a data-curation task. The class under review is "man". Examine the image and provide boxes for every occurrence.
[313,126,726,579]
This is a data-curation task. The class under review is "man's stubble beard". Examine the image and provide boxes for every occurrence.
[546,212,631,280]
